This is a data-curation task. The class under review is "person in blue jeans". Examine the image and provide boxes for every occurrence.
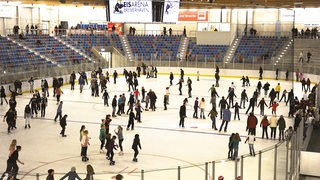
[232,133,241,160]
[219,106,231,132]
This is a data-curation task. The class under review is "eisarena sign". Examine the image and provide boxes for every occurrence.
[110,0,152,22]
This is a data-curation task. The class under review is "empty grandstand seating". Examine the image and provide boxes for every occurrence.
[21,34,90,65]
[233,36,289,63]
[126,35,182,61]
[0,36,56,71]
[187,38,229,62]
[127,35,156,61]
[60,34,111,57]
[154,35,182,61]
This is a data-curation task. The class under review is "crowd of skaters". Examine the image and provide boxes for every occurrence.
[1,64,319,178]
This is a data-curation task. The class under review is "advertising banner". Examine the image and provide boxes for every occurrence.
[107,23,123,35]
[178,9,208,22]
[109,0,152,22]
[162,0,180,23]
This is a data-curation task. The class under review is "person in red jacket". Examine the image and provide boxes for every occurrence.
[260,115,269,139]
[246,112,258,135]
[270,101,279,116]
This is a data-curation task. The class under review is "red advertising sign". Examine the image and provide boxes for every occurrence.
[107,23,123,35]
[178,10,208,21]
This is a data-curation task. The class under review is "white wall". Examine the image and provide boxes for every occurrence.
[196,31,231,45]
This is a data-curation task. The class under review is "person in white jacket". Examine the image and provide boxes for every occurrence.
[199,98,206,119]
[269,114,278,140]
[245,131,256,156]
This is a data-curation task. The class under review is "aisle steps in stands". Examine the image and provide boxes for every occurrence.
[177,36,189,62]
[120,35,133,61]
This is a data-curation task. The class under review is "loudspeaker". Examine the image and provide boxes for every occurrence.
[152,1,164,22]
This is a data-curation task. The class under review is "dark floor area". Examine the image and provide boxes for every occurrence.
[307,127,320,152]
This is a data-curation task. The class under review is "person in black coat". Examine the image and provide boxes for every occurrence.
[262,82,270,97]
[127,110,136,130]
[232,102,241,120]
[5,145,24,180]
[169,72,174,86]
[218,96,228,119]
[226,90,237,107]
[256,81,262,95]
[113,70,118,84]
[177,79,183,95]
[268,88,276,106]
[215,72,220,87]
[4,108,16,133]
[259,66,263,80]
[60,115,67,137]
[240,89,248,108]
[112,95,117,117]
[246,97,256,114]
[132,134,142,162]
[179,103,186,128]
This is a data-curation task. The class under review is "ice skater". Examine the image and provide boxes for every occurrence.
[132,134,142,162]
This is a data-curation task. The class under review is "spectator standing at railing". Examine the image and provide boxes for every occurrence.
[169,27,172,36]
[132,27,136,36]
[30,24,34,35]
[35,25,38,35]
[54,25,58,36]
[25,25,29,35]
[163,27,167,36]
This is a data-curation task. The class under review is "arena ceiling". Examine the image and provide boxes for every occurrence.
[15,0,320,8]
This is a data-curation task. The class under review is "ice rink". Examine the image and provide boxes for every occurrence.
[0,71,305,180]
